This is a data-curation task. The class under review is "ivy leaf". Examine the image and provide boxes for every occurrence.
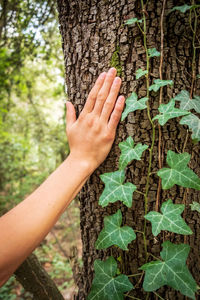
[119,136,148,169]
[125,18,143,25]
[135,68,148,79]
[197,74,200,79]
[99,170,136,208]
[152,99,190,126]
[145,199,192,236]
[190,201,200,213]
[140,241,197,299]
[149,79,173,92]
[148,48,161,57]
[171,5,192,13]
[121,92,148,121]
[157,150,200,190]
[88,256,134,300]
[174,90,200,113]
[95,210,136,250]
[180,114,200,141]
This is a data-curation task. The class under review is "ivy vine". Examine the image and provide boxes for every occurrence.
[88,2,200,300]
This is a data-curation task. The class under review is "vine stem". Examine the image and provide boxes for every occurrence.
[189,1,198,98]
[128,273,143,277]
[141,0,156,262]
[153,291,165,300]
[155,0,166,212]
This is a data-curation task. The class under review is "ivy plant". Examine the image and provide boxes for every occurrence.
[88,1,200,299]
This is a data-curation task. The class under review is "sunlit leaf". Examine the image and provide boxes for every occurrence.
[148,48,161,57]
[171,5,192,13]
[145,199,192,236]
[190,201,200,213]
[95,210,136,250]
[140,241,197,299]
[153,99,190,125]
[125,18,143,25]
[149,79,173,92]
[136,68,148,79]
[174,90,200,113]
[121,92,148,121]
[88,256,134,300]
[157,150,200,190]
[180,114,200,141]
[99,170,136,208]
[119,136,148,169]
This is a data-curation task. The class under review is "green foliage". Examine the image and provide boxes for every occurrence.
[171,5,193,13]
[174,90,200,113]
[0,277,17,300]
[136,68,148,79]
[153,99,190,126]
[149,79,173,92]
[95,210,136,250]
[140,241,197,299]
[99,170,136,208]
[190,201,200,213]
[110,46,122,77]
[145,199,192,236]
[87,256,133,300]
[121,92,148,121]
[157,150,200,190]
[180,114,200,141]
[147,48,161,57]
[125,18,143,25]
[119,136,148,169]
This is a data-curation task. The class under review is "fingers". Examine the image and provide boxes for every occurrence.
[100,76,122,122]
[81,72,107,115]
[108,96,125,132]
[66,101,76,130]
[93,68,117,115]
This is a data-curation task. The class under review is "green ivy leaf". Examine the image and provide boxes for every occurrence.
[157,150,200,190]
[140,241,197,299]
[95,210,136,250]
[119,136,148,169]
[145,199,192,236]
[149,79,173,92]
[180,114,200,141]
[148,48,161,57]
[174,90,200,113]
[125,18,143,25]
[136,68,148,79]
[190,201,200,213]
[197,74,200,79]
[87,256,134,300]
[99,170,136,208]
[121,92,148,121]
[152,99,190,126]
[171,5,192,13]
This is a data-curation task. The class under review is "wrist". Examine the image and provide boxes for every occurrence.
[66,153,95,176]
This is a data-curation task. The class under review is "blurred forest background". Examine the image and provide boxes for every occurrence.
[0,0,81,299]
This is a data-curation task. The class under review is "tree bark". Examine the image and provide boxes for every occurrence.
[57,0,200,299]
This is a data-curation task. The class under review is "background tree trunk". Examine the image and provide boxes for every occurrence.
[57,0,200,299]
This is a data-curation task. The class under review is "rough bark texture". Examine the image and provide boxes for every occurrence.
[14,253,64,300]
[57,0,200,299]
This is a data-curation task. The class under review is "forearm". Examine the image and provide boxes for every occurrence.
[0,154,92,285]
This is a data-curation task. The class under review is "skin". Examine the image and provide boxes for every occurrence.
[0,67,125,286]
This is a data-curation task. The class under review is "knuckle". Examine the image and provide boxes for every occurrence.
[97,91,105,101]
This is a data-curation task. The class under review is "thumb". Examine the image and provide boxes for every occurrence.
[66,101,76,129]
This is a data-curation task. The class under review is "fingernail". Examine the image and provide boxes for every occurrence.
[113,77,121,85]
[99,72,106,79]
[108,67,116,75]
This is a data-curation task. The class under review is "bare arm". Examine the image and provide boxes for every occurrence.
[0,67,125,286]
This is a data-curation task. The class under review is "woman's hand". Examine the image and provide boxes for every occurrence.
[66,67,125,173]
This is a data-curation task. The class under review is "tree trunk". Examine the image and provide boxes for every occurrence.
[57,0,200,299]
